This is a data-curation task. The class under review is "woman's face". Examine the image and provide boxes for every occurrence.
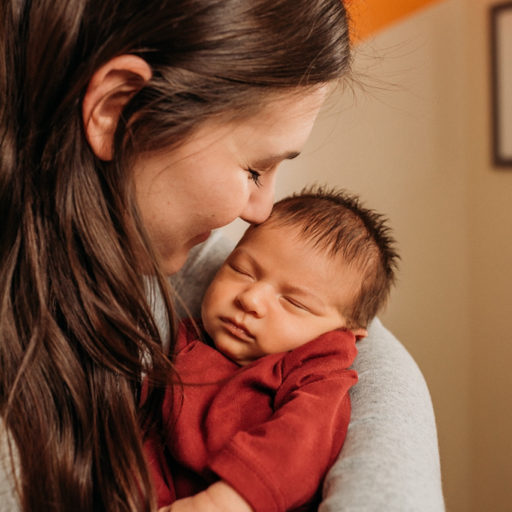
[133,87,328,274]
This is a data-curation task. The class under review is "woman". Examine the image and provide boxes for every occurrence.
[0,0,443,511]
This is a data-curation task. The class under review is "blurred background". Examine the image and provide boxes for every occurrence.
[220,0,512,511]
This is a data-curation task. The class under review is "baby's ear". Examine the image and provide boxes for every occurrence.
[351,327,368,341]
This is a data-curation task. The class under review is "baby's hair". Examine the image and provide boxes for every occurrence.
[262,186,399,329]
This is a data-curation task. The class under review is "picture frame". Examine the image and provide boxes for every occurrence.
[490,1,512,167]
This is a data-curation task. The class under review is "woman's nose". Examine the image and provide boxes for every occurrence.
[236,284,269,317]
[240,171,276,224]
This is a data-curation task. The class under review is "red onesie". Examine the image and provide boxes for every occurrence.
[145,320,358,512]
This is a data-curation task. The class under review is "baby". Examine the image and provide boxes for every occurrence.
[147,187,399,512]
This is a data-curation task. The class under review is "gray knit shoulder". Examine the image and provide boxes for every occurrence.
[320,318,445,512]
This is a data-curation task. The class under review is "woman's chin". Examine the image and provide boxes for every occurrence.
[163,251,191,276]
[163,231,212,275]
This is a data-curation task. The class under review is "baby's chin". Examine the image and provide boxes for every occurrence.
[214,343,253,367]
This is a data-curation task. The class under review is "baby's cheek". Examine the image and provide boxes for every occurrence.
[281,325,312,351]
[200,296,212,328]
[203,293,221,323]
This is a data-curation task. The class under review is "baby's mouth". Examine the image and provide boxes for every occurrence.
[220,317,255,341]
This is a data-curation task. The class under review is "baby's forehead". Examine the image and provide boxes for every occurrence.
[239,221,328,257]
[236,222,357,279]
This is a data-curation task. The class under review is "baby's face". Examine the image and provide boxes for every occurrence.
[201,224,365,366]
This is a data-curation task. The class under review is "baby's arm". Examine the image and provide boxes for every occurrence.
[159,481,252,512]
[207,332,357,512]
[152,319,358,512]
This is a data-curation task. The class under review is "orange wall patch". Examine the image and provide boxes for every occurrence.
[345,0,444,40]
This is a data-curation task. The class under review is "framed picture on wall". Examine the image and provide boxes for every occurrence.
[491,1,512,167]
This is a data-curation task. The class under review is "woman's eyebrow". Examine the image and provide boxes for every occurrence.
[252,151,300,168]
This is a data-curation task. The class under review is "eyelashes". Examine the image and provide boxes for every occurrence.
[284,297,309,312]
[247,169,262,188]
[230,263,250,276]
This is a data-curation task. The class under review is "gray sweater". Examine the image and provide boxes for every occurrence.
[0,231,445,512]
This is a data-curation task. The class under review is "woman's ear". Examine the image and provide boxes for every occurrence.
[82,55,152,160]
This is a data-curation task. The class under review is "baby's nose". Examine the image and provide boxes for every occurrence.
[236,283,270,317]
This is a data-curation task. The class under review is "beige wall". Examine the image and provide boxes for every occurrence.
[467,0,512,510]
[222,1,512,510]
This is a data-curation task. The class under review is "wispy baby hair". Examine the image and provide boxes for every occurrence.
[265,185,399,328]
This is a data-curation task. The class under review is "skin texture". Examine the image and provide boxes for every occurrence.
[133,89,328,274]
[201,224,368,367]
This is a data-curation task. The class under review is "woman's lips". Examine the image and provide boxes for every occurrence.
[221,317,255,341]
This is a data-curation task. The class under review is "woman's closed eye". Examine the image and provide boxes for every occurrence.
[247,168,262,187]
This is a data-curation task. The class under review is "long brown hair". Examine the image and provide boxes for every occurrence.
[0,0,352,511]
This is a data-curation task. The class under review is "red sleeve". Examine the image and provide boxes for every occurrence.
[208,330,358,512]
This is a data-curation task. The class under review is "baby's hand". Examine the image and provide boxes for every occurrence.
[158,481,253,512]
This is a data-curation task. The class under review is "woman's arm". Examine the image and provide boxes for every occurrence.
[168,231,445,512]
